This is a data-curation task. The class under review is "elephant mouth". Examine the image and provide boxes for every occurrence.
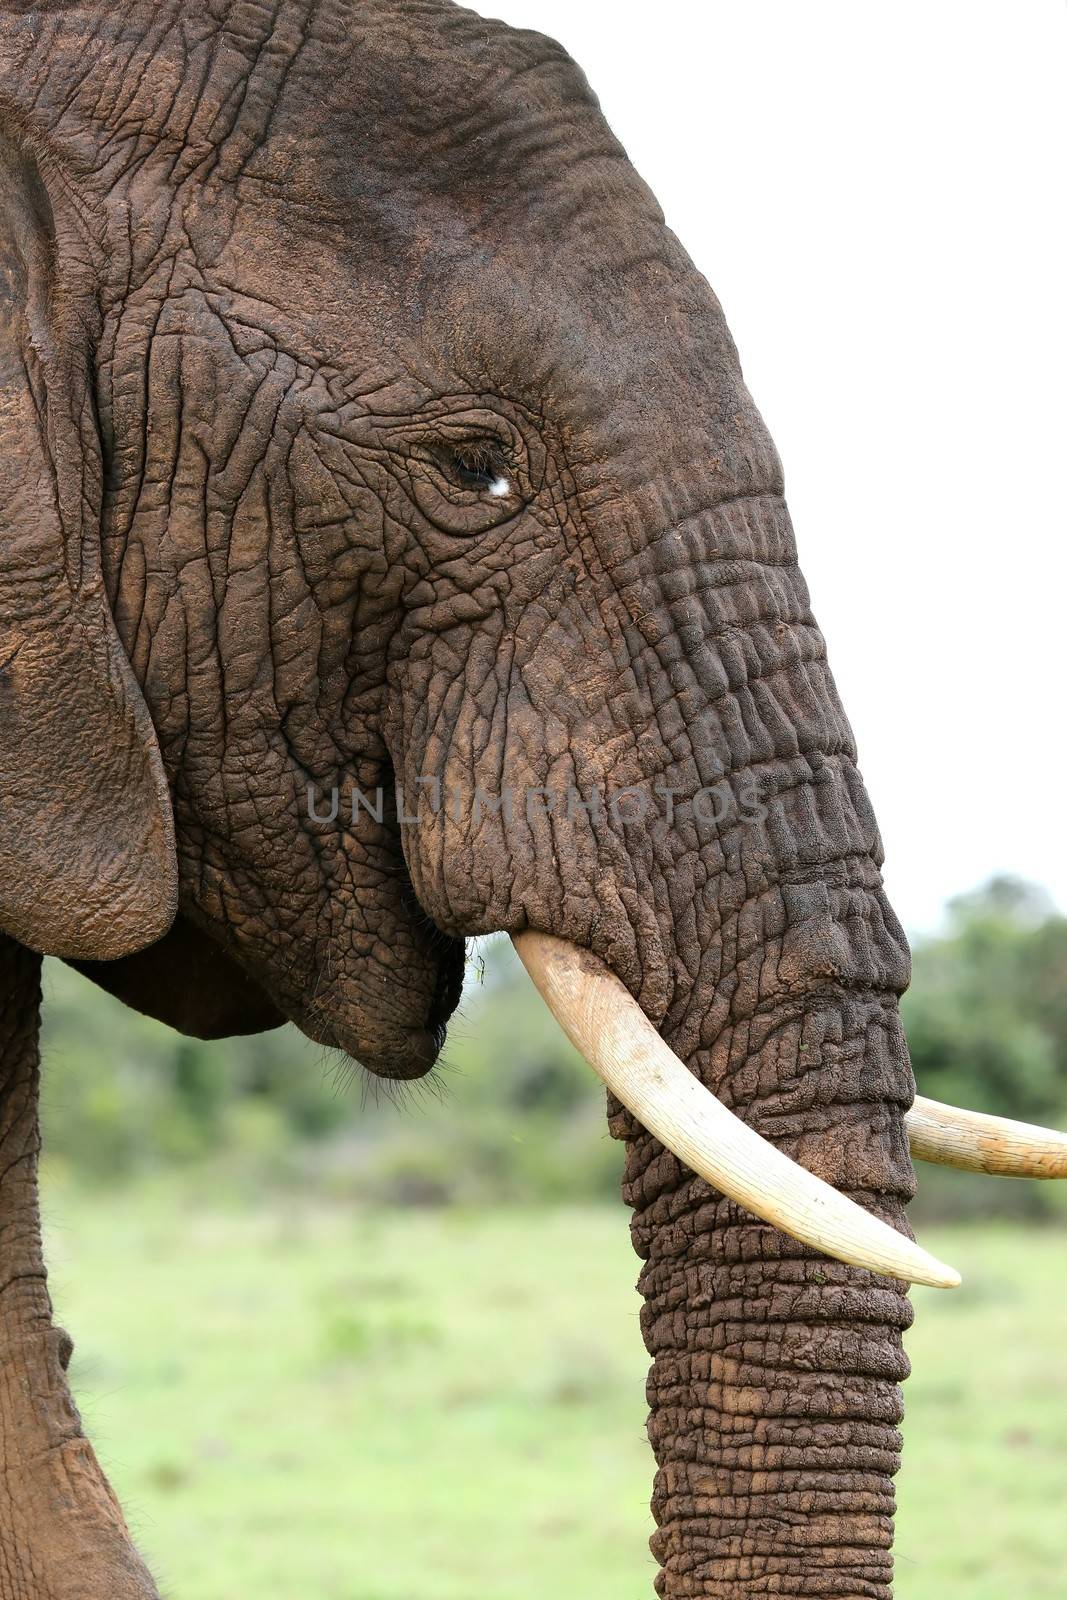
[293,916,464,1082]
[296,1004,454,1083]
[353,938,462,1082]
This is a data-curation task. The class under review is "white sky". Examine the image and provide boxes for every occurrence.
[477,0,1067,933]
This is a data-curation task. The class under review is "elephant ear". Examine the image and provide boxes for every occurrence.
[0,139,177,959]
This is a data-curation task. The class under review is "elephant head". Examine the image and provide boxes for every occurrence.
[1,3,1063,1596]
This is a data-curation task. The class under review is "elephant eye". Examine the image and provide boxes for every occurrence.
[399,411,530,536]
[437,441,513,499]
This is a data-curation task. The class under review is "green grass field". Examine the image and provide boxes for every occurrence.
[40,1182,1066,1600]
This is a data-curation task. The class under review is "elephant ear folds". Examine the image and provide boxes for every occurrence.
[0,141,177,960]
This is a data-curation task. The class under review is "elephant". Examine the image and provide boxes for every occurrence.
[0,2,1064,1595]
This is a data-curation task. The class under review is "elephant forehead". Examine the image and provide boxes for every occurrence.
[10,1,609,199]
[9,2,768,494]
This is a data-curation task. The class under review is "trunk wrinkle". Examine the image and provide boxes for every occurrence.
[620,984,916,1599]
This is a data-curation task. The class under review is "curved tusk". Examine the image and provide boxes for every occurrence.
[513,931,961,1291]
[906,1095,1067,1178]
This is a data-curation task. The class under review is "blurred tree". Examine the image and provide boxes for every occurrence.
[904,876,1067,1123]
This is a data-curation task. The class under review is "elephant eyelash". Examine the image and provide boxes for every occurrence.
[435,440,513,497]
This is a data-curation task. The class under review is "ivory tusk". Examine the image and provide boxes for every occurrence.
[512,931,961,1291]
[906,1095,1067,1178]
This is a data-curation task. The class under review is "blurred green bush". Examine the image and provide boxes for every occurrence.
[38,878,1067,1217]
[39,939,623,1203]
[903,877,1067,1222]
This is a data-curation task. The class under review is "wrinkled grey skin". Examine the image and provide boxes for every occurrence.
[0,4,920,1596]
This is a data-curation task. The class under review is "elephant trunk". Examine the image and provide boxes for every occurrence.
[393,451,925,1592]
[615,980,916,1597]
[591,469,920,1592]
[0,936,161,1597]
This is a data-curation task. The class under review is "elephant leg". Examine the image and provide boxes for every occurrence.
[0,936,160,1600]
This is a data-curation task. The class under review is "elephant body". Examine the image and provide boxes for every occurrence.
[0,4,1034,1597]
